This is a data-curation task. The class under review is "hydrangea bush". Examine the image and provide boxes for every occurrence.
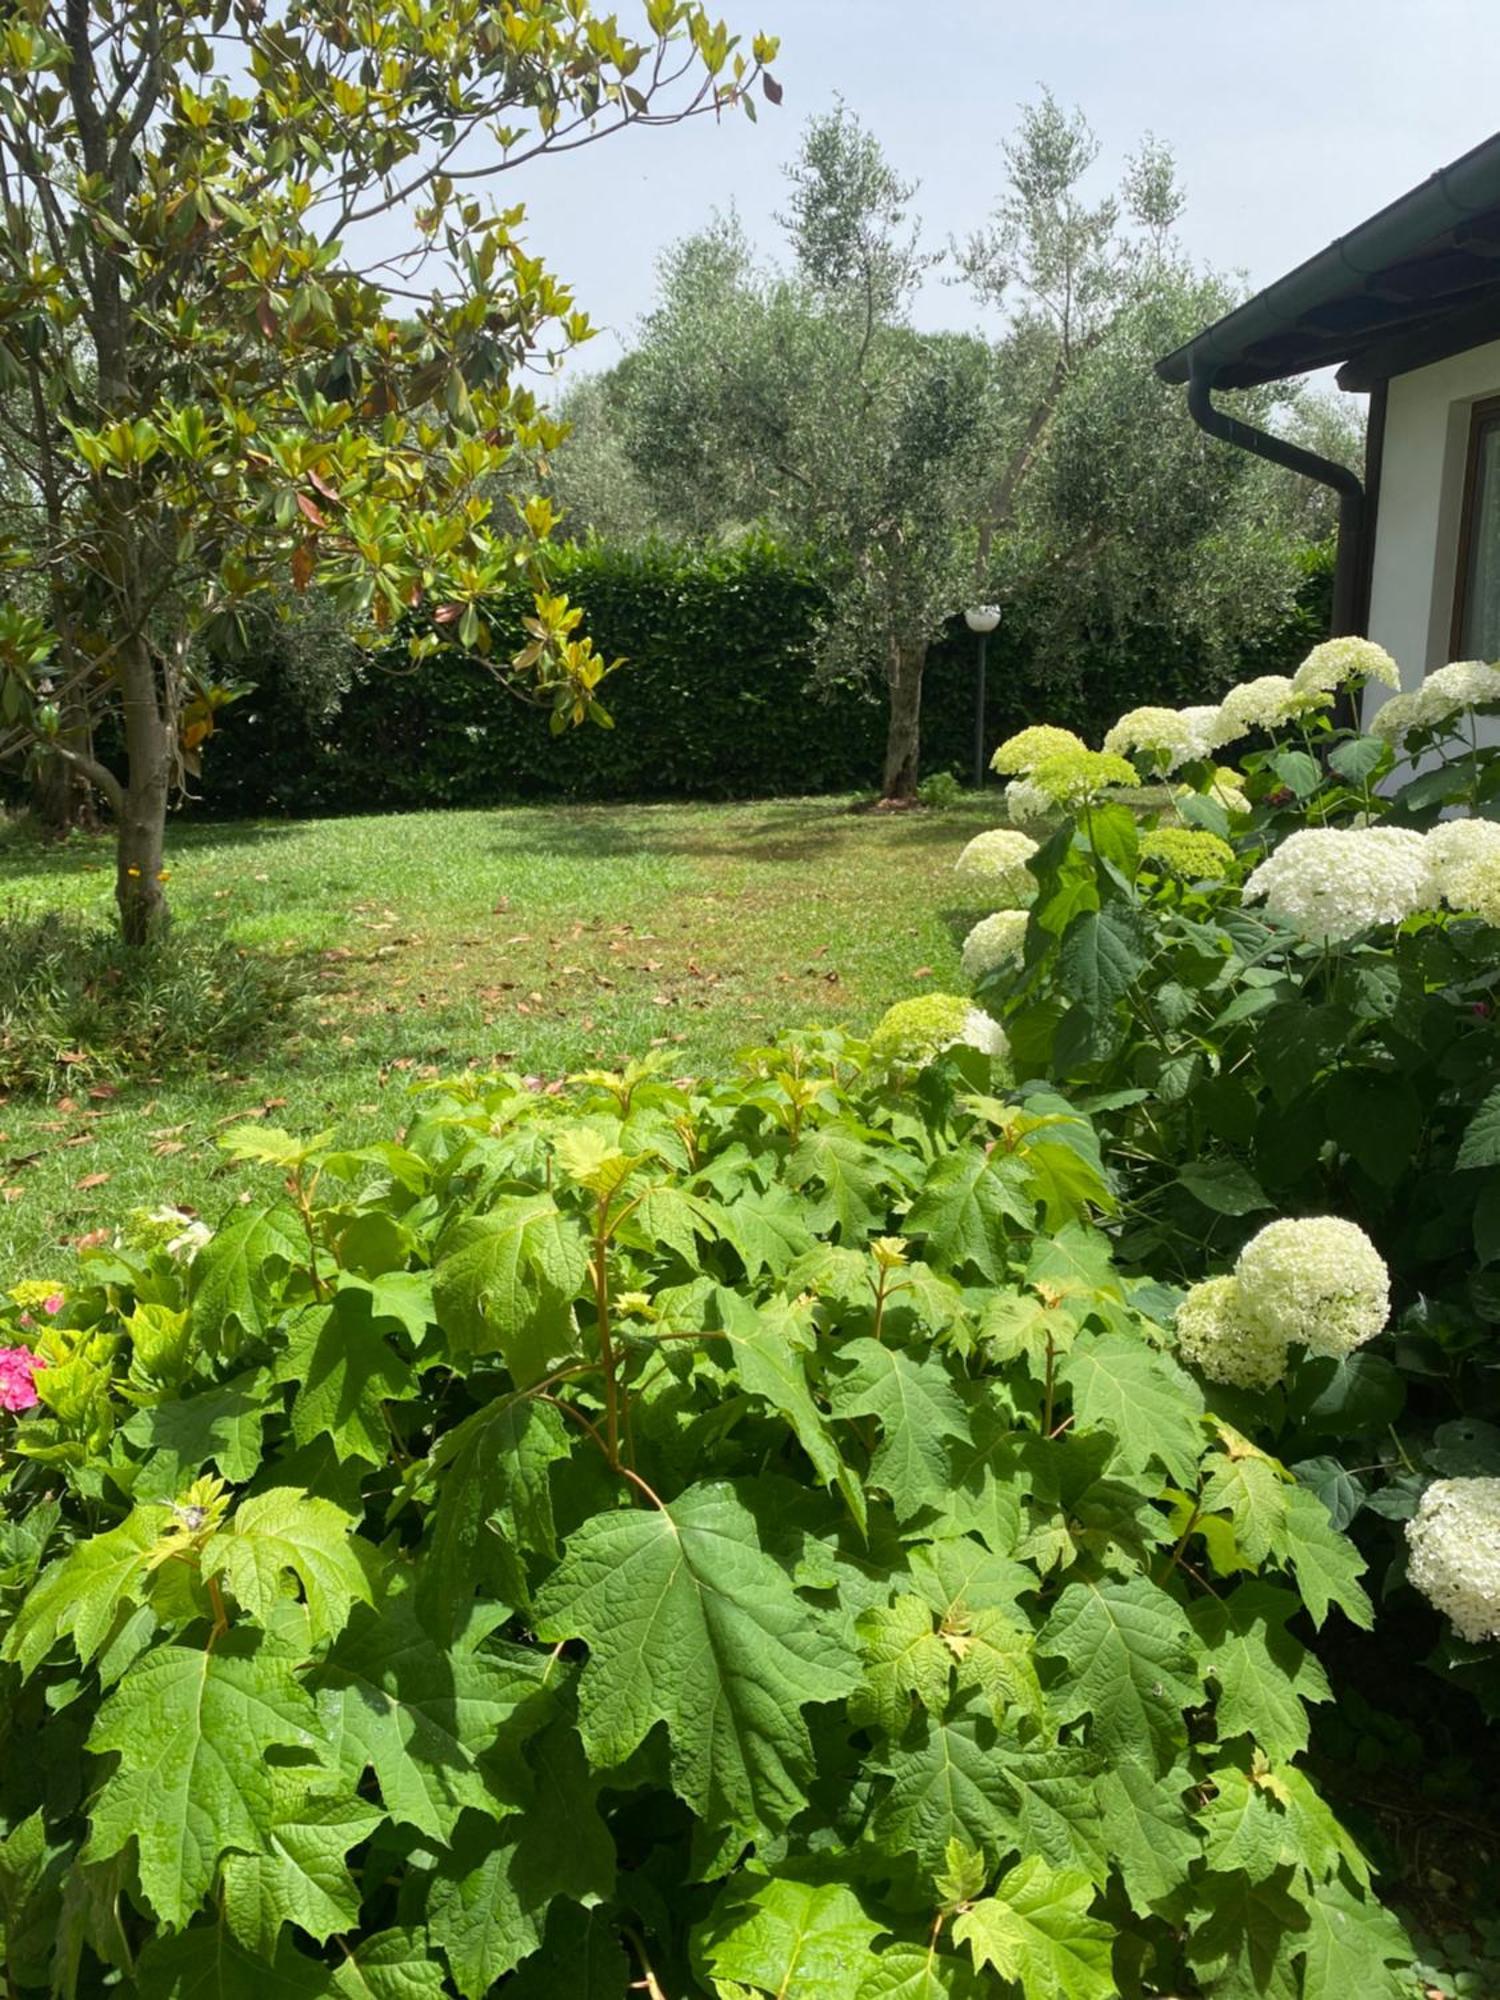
[952,636,1500,1725]
[0,1037,1412,1997]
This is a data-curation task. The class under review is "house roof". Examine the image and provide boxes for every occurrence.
[1157,129,1500,394]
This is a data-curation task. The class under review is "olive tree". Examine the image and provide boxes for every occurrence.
[0,0,776,941]
[616,111,1007,798]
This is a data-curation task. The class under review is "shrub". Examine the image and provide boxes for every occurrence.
[0,910,309,1093]
[952,636,1500,1729]
[0,1034,1408,1996]
[133,539,1336,819]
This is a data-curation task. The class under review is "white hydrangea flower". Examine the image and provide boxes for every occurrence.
[1405,1477,1500,1644]
[1210,674,1331,749]
[1242,826,1435,943]
[1234,1216,1389,1359]
[1368,690,1423,742]
[1293,638,1401,695]
[1412,659,1500,727]
[1427,816,1500,926]
[955,829,1039,907]
[1174,1274,1287,1389]
[961,910,1030,983]
[1005,777,1061,834]
[1103,705,1213,773]
[870,993,1009,1067]
[990,725,1087,776]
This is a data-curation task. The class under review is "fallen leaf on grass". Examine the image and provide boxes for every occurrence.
[76,1171,111,1190]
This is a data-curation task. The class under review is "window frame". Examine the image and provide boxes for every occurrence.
[1450,393,1500,660]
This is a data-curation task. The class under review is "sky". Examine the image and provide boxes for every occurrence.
[505,0,1500,397]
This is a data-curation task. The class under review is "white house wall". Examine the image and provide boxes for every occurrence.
[1368,336,1500,690]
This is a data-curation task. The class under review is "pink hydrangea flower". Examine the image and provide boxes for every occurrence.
[43,1293,63,1316]
[0,1346,42,1413]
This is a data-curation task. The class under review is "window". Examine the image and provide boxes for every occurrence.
[1453,396,1500,660]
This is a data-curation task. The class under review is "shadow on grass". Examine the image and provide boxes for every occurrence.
[482,799,1000,866]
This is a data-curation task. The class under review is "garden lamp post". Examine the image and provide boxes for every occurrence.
[964,605,1002,789]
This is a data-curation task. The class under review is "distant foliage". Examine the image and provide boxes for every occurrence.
[0,1034,1410,1995]
[184,540,1334,818]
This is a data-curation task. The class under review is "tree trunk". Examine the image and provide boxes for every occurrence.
[882,639,926,799]
[115,639,173,948]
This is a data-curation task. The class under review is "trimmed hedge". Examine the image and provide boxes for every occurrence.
[190,538,1333,817]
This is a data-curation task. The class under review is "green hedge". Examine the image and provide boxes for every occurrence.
[189,538,1333,817]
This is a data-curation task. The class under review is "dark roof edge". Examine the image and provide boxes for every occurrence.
[1156,128,1500,387]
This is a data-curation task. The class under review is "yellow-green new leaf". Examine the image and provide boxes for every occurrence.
[202,1489,373,1645]
[952,1856,1115,2000]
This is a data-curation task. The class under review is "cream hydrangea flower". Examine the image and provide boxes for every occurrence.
[1293,638,1401,695]
[1139,828,1236,879]
[1427,816,1500,925]
[961,910,1030,983]
[990,725,1087,776]
[1004,777,1061,835]
[1174,1275,1287,1390]
[955,829,1038,906]
[1413,659,1500,726]
[1234,1216,1389,1359]
[1104,705,1214,773]
[870,993,1009,1067]
[1243,826,1434,943]
[1030,748,1137,807]
[1405,1477,1500,1644]
[1208,766,1252,817]
[1210,674,1331,749]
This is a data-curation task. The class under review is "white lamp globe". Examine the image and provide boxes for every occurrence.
[964,605,1001,635]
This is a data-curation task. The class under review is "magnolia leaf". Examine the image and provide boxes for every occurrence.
[203,1489,372,1645]
[85,1638,325,1928]
[532,1481,858,1837]
[827,1339,971,1522]
[1038,1575,1201,1770]
[953,1856,1115,2000]
[699,1874,884,2000]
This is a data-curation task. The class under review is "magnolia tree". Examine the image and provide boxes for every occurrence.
[0,0,777,942]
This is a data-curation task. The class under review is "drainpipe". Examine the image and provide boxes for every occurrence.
[1187,364,1366,637]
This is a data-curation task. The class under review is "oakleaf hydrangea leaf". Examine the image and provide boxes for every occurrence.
[431,1197,588,1382]
[698,1874,884,2000]
[904,1145,1033,1280]
[220,1776,383,1956]
[276,1288,418,1465]
[1038,1575,1201,1771]
[1191,1583,1331,1760]
[872,1709,1021,1874]
[418,1395,570,1636]
[1294,1873,1411,1999]
[1057,1329,1205,1488]
[330,1929,448,2000]
[85,1637,325,1928]
[828,1340,970,1522]
[202,1489,372,1645]
[857,1943,987,1998]
[533,1481,858,1836]
[312,1599,551,1841]
[1095,1761,1200,1915]
[952,1856,1115,2000]
[853,1596,953,1736]
[505,1903,630,2000]
[4,1508,160,1677]
[135,1921,335,2000]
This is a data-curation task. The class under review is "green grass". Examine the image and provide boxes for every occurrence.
[0,795,998,1273]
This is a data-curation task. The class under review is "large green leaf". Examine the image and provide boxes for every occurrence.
[1095,1761,1200,1914]
[135,1922,335,2000]
[1293,1872,1409,1997]
[4,1507,161,1677]
[330,1930,448,2000]
[716,1290,864,1527]
[786,1126,906,1240]
[1191,1583,1330,1760]
[124,1371,271,1494]
[221,1776,383,1955]
[698,1873,884,2000]
[189,1206,305,1351]
[1038,1575,1201,1770]
[312,1599,548,1841]
[904,1146,1033,1281]
[431,1196,588,1380]
[276,1288,418,1465]
[85,1637,325,1928]
[1057,1329,1204,1488]
[203,1489,372,1645]
[506,1904,629,2000]
[857,1945,986,1998]
[532,1481,858,1836]
[871,1709,1019,1873]
[826,1340,970,1522]
[952,1856,1115,2000]
[419,1395,571,1635]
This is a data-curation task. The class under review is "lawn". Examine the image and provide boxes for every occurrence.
[0,794,996,1273]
